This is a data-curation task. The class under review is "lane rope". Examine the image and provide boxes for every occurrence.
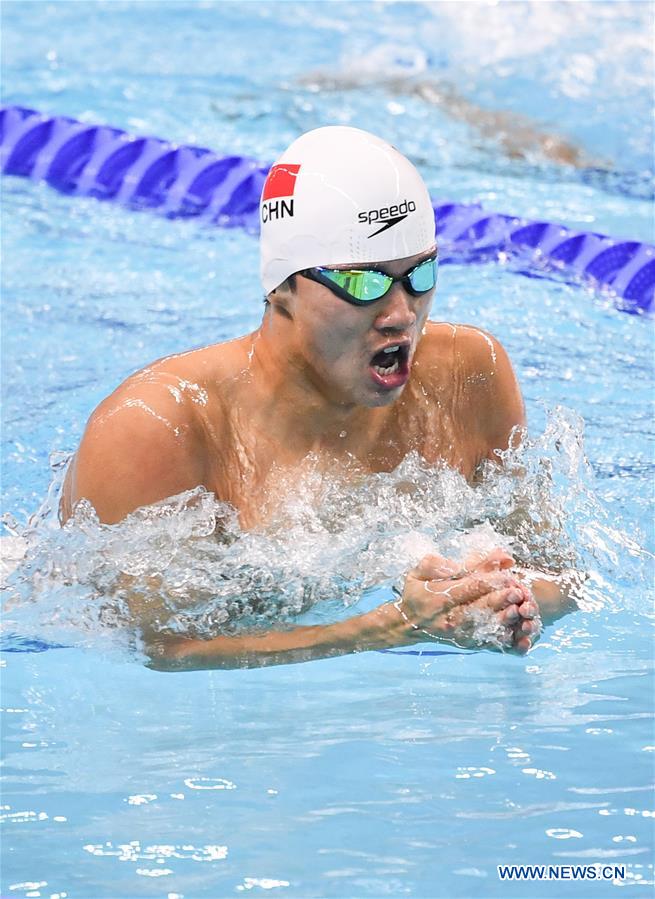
[2,105,652,312]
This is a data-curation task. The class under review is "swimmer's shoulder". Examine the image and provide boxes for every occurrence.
[417,321,526,453]
[87,332,252,435]
[61,336,250,525]
[61,372,203,525]
[416,320,516,382]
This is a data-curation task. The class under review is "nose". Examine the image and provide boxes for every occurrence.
[373,282,417,332]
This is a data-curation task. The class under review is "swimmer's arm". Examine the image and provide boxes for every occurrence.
[145,603,413,671]
[413,80,598,168]
[60,382,205,525]
[145,561,538,671]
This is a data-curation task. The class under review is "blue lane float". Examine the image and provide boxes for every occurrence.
[1,105,653,313]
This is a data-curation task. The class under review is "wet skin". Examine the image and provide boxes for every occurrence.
[61,249,567,665]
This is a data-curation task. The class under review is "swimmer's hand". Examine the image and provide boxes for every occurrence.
[394,549,541,654]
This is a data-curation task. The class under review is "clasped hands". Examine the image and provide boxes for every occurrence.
[394,548,541,654]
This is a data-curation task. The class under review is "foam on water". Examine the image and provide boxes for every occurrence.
[1,408,649,659]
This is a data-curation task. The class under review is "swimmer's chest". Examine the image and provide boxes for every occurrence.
[205,400,479,525]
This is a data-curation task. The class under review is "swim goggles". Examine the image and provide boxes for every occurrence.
[299,254,438,306]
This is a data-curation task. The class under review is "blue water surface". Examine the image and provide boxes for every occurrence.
[1,3,654,898]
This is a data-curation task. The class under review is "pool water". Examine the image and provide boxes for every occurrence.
[1,2,654,898]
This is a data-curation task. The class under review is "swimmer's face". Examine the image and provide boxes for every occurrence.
[281,248,436,407]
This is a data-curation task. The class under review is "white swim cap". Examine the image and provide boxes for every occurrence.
[259,126,436,295]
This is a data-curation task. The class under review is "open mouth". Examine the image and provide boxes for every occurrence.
[369,343,411,389]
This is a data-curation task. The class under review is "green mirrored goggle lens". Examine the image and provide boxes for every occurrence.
[321,269,392,301]
[408,257,438,292]
[319,256,437,303]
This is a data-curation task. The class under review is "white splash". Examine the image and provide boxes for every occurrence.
[1,408,649,657]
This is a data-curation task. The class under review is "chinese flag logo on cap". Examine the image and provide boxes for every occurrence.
[262,164,301,201]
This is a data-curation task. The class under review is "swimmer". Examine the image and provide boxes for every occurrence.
[298,70,604,169]
[59,126,575,669]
